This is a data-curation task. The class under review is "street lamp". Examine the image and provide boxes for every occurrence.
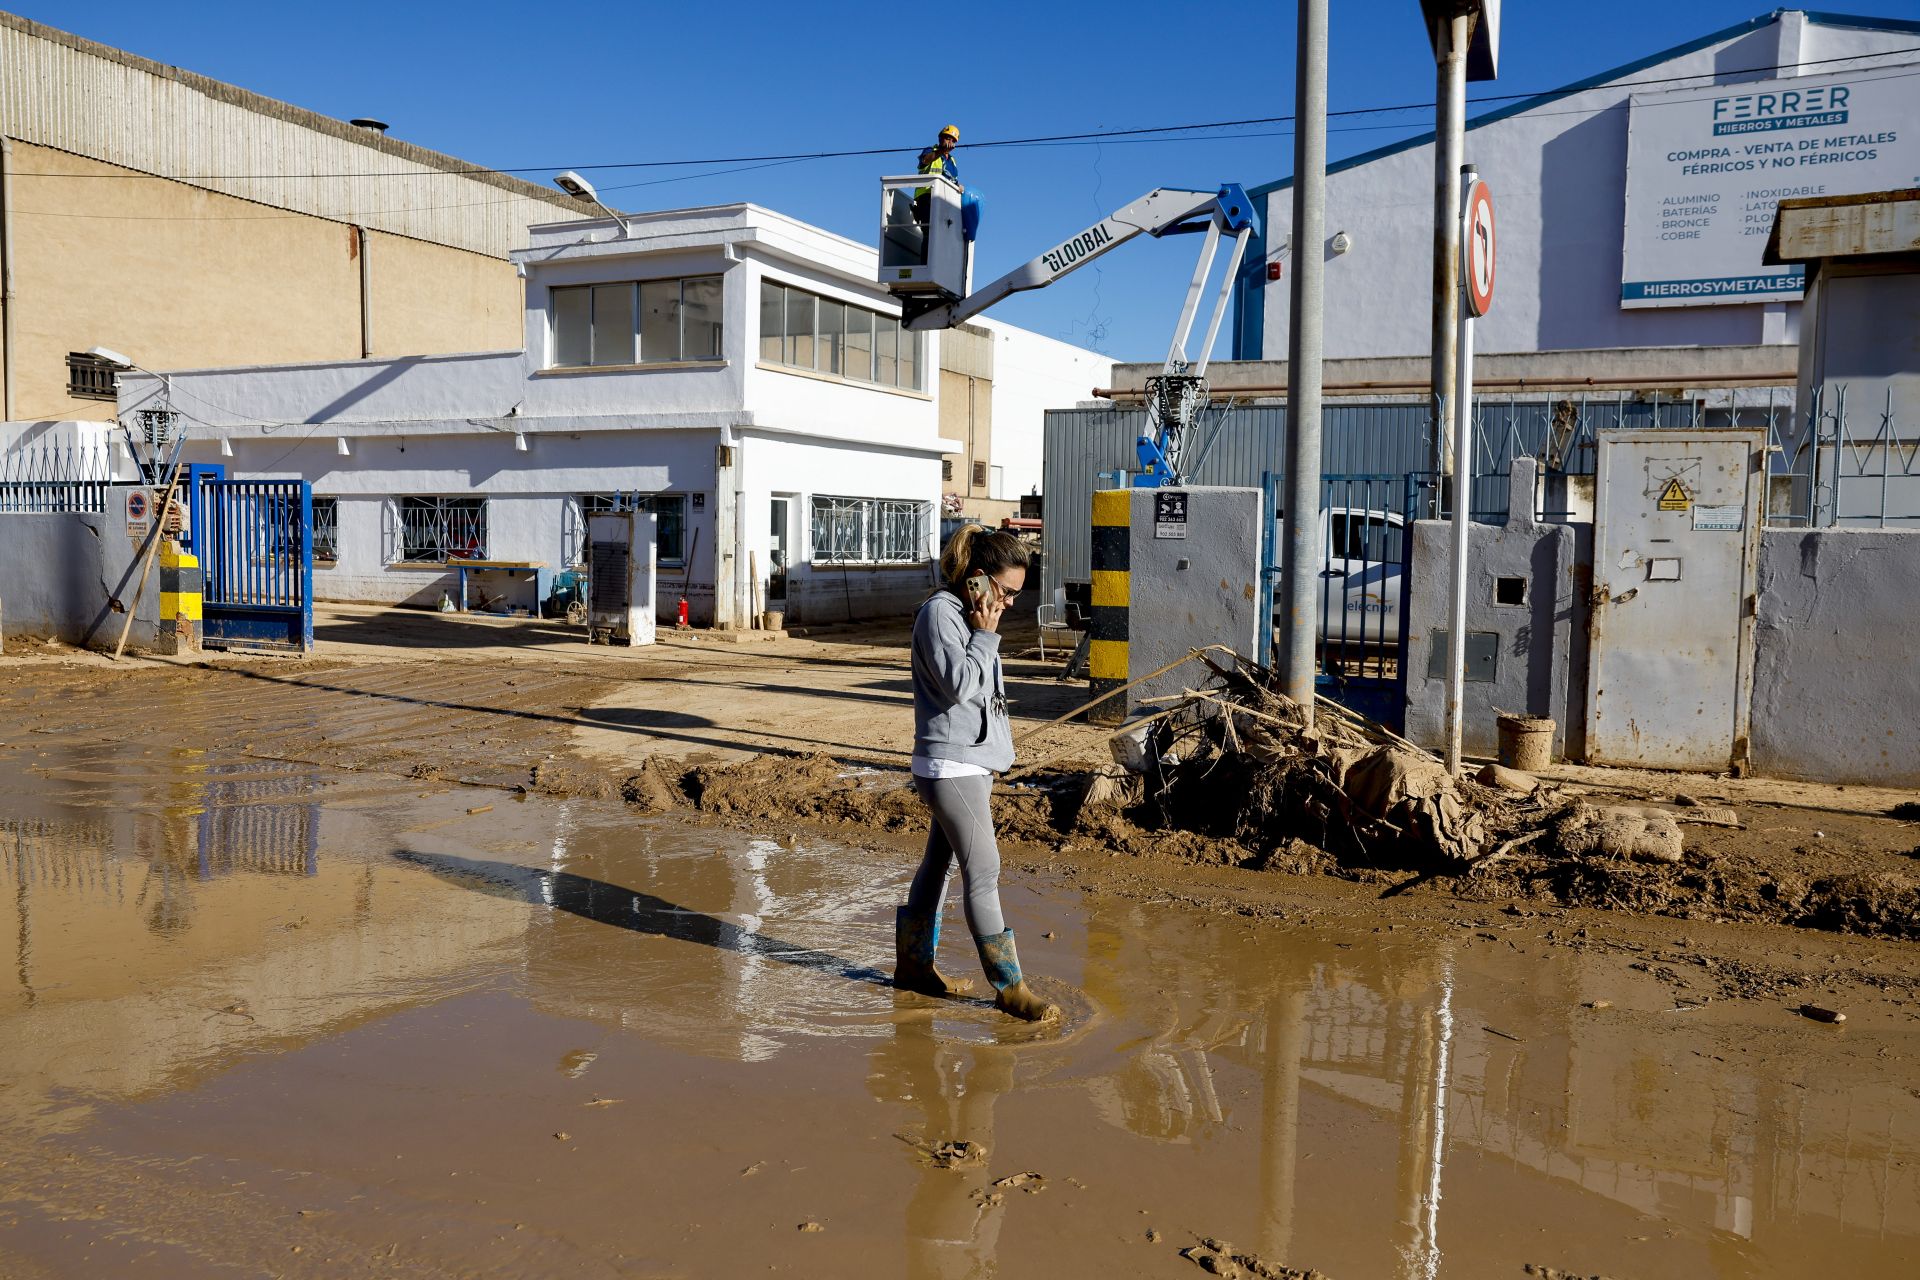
[553,170,632,238]
[85,345,179,483]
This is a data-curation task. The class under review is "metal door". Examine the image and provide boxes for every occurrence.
[1586,429,1762,770]
[189,469,314,653]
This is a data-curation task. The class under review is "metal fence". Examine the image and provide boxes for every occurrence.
[0,442,115,514]
[1041,389,1800,600]
[1776,384,1920,528]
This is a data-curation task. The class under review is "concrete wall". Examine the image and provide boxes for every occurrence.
[0,503,160,651]
[1405,460,1590,761]
[1749,528,1920,786]
[1126,486,1262,707]
[1245,14,1918,363]
[3,141,532,423]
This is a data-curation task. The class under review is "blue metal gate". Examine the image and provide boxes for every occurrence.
[186,465,314,652]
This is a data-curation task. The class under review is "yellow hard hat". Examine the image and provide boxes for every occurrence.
[939,124,960,141]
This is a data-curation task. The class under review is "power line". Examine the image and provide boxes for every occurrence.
[13,44,1917,185]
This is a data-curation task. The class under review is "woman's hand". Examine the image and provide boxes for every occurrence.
[969,585,1008,634]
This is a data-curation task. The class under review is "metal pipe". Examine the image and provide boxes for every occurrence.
[356,225,373,359]
[1281,0,1328,720]
[1444,164,1478,778]
[1091,372,1797,399]
[1,135,15,421]
[1431,12,1471,506]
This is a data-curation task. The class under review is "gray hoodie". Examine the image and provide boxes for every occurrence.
[910,590,1013,772]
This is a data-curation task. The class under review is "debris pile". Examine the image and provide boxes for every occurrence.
[1073,650,1703,883]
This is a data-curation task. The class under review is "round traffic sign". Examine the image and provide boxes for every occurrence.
[127,490,148,519]
[1462,179,1496,317]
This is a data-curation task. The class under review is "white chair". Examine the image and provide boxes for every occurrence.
[1037,586,1075,660]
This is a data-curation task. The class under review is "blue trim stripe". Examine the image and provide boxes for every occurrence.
[1622,271,1805,302]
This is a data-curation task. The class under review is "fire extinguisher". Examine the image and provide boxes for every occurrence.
[676,596,690,628]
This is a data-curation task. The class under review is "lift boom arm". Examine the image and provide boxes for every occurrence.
[904,185,1254,334]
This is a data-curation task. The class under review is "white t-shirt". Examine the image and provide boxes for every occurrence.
[911,755,991,780]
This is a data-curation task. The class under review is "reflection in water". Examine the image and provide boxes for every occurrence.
[0,738,1914,1278]
[869,1012,1016,1279]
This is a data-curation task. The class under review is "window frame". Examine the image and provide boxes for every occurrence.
[758,280,923,392]
[393,495,488,565]
[574,492,689,567]
[311,496,340,564]
[550,275,726,368]
[808,495,932,565]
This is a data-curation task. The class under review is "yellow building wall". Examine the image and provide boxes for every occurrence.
[2,141,525,421]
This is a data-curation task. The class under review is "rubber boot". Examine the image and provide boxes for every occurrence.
[894,907,974,998]
[974,929,1059,1023]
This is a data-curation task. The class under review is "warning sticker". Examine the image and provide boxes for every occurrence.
[1656,477,1692,512]
[1692,503,1743,531]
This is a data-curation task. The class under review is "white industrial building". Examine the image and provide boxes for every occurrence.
[1229,8,1920,372]
[115,202,1107,627]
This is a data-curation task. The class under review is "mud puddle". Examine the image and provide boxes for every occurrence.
[0,734,1915,1278]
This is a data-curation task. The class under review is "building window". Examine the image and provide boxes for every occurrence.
[942,459,953,483]
[550,276,724,368]
[810,495,931,564]
[397,496,487,563]
[971,461,988,488]
[66,352,118,400]
[573,493,688,566]
[312,497,339,563]
[759,281,923,391]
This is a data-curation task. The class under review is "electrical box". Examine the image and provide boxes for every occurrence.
[586,511,658,647]
[878,174,967,303]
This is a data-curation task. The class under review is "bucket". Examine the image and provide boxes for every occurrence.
[761,609,785,632]
[1496,713,1555,772]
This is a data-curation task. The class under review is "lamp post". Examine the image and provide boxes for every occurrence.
[553,171,632,239]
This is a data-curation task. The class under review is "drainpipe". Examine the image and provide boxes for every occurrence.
[1,136,16,421]
[356,225,374,359]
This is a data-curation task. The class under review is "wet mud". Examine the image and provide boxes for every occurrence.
[2,682,1918,1278]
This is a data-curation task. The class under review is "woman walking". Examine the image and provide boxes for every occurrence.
[893,524,1058,1023]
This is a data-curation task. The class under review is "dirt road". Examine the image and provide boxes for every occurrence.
[0,606,1916,1276]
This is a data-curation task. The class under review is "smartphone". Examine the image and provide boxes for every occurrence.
[966,572,992,606]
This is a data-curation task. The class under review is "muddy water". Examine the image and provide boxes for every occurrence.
[0,737,1914,1278]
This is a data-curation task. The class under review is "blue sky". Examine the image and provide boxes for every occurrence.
[12,1,1919,360]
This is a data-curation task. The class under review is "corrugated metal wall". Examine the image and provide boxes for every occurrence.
[1041,396,1704,599]
[0,15,589,258]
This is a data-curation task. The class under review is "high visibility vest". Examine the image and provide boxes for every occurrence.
[915,148,960,199]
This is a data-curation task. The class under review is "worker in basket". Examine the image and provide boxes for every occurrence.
[914,125,962,204]
[914,124,982,242]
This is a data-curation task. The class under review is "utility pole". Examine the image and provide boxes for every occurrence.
[1280,0,1327,723]
[1429,9,1471,506]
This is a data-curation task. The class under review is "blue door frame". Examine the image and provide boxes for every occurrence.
[187,465,314,652]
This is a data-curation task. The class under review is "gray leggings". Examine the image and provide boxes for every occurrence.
[906,774,1006,938]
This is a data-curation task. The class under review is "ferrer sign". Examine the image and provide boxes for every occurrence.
[1621,65,1918,308]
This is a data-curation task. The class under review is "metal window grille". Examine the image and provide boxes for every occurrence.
[396,496,486,562]
[809,496,930,564]
[569,493,687,565]
[311,497,339,561]
[65,352,118,400]
[971,461,988,487]
[942,458,953,483]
